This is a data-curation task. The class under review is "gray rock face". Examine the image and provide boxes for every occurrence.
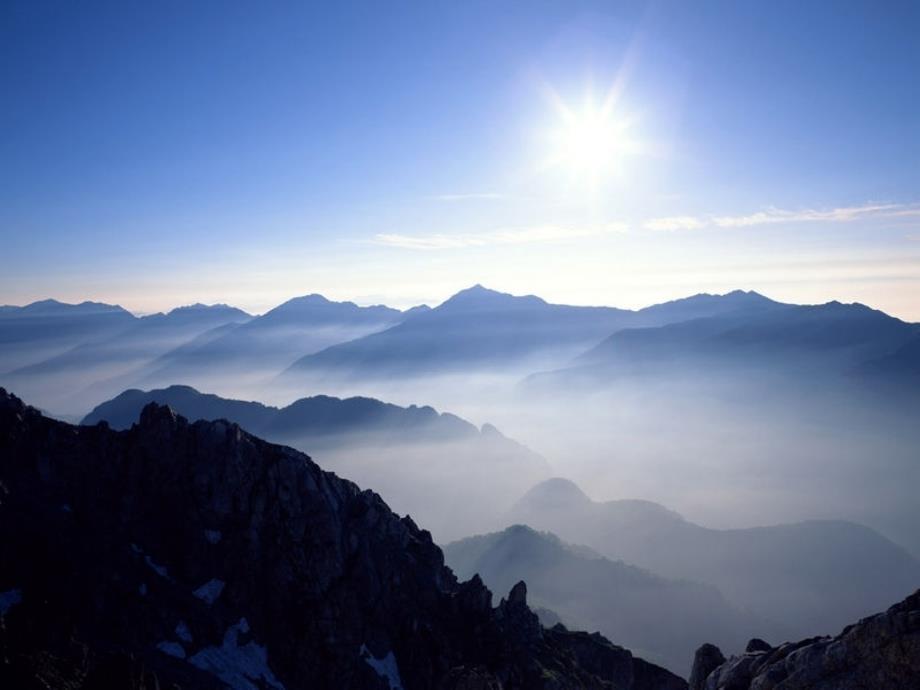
[689,644,726,690]
[690,589,920,689]
[0,388,685,690]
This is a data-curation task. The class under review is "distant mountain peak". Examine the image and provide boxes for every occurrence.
[3,298,131,317]
[439,285,547,311]
[517,477,592,509]
[165,302,250,317]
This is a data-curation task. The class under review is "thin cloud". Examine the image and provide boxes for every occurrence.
[647,202,920,232]
[373,224,626,250]
[644,216,706,231]
[712,203,907,227]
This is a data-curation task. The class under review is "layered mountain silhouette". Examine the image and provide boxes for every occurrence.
[283,286,781,381]
[0,294,422,416]
[510,478,920,641]
[84,385,551,542]
[2,304,251,413]
[0,299,136,373]
[444,525,777,675]
[143,294,409,386]
[0,388,687,689]
[85,384,497,444]
[529,299,920,393]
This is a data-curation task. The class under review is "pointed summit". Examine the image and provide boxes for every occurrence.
[514,478,592,512]
[438,285,547,312]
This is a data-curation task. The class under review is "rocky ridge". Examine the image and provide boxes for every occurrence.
[0,388,684,690]
[689,589,920,689]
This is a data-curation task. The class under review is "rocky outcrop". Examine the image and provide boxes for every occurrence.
[688,644,725,690]
[689,590,920,689]
[0,388,684,690]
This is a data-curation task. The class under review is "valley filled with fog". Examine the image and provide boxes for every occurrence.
[3,285,919,675]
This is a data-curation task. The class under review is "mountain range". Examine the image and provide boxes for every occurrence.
[509,478,920,641]
[6,287,919,417]
[0,387,687,689]
[444,525,776,675]
[2,303,252,414]
[82,385,551,542]
[528,298,920,393]
[140,294,412,388]
[4,389,920,687]
[282,286,783,383]
[0,295,419,415]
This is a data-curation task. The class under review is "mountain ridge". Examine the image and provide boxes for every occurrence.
[0,387,686,690]
[511,478,920,640]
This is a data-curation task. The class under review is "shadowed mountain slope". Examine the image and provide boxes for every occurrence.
[2,304,251,411]
[84,384,482,443]
[145,294,408,384]
[530,300,920,390]
[688,588,920,690]
[83,385,551,542]
[284,286,780,381]
[0,388,686,690]
[445,525,777,676]
[510,478,920,642]
[0,299,136,373]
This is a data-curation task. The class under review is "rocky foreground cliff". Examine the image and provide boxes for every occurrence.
[688,583,920,689]
[0,388,685,690]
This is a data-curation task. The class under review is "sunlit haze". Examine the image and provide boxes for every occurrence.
[2,2,918,318]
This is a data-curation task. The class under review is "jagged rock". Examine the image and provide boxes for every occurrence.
[690,590,920,689]
[689,644,726,690]
[0,388,685,690]
[744,639,772,654]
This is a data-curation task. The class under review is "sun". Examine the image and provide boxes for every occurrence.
[539,88,640,189]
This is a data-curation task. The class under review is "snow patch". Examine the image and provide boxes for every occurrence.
[176,621,193,643]
[205,529,222,544]
[188,618,285,690]
[193,578,225,605]
[157,641,186,659]
[144,554,172,580]
[360,644,404,690]
[0,589,22,615]
[131,543,173,582]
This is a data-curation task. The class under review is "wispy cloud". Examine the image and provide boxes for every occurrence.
[373,223,626,250]
[643,216,706,231]
[712,203,911,227]
[645,202,920,232]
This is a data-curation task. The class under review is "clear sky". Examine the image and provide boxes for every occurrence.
[2,1,919,318]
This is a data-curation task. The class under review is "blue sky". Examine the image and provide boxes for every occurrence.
[2,1,919,317]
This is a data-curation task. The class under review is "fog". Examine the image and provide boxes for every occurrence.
[3,295,919,676]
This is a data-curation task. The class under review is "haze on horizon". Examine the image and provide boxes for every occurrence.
[2,1,919,320]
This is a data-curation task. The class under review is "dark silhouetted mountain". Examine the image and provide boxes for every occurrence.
[445,525,775,675]
[689,588,920,690]
[85,384,488,444]
[0,388,686,690]
[0,298,136,373]
[510,478,920,642]
[83,385,551,542]
[285,286,774,381]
